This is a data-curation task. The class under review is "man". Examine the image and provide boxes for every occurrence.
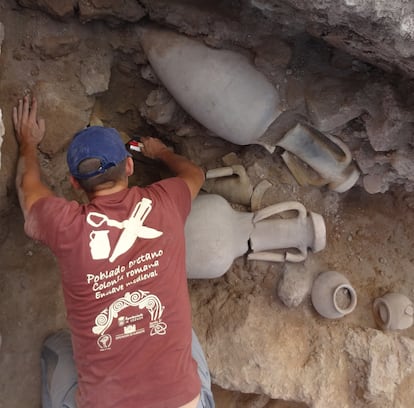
[13,95,215,408]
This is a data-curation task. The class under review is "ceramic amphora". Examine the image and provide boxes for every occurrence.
[185,194,254,279]
[185,194,326,279]
[373,292,414,330]
[203,165,253,206]
[139,27,281,151]
[248,201,326,262]
[276,123,360,192]
[311,271,357,319]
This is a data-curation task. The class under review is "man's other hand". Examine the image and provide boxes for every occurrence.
[140,136,170,160]
[13,95,46,147]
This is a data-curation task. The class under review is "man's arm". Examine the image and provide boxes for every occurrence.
[13,95,54,220]
[140,136,205,200]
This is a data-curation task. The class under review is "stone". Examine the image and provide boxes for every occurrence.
[16,0,76,19]
[345,329,414,405]
[80,53,113,96]
[0,24,3,172]
[277,263,312,308]
[305,76,367,131]
[0,22,4,51]
[140,89,178,125]
[78,0,146,23]
[0,109,4,171]
[363,83,414,151]
[254,35,292,84]
[32,81,94,156]
[363,174,388,194]
[390,150,414,181]
[283,0,414,78]
[32,33,81,59]
[140,65,160,85]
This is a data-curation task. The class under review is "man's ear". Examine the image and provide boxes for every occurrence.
[70,176,82,190]
[126,157,134,176]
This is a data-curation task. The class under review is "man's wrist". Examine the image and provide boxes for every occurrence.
[19,142,38,155]
[155,147,173,161]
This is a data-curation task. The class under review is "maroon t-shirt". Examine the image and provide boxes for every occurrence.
[25,178,201,408]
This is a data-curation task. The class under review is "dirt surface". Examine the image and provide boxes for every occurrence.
[1,1,414,407]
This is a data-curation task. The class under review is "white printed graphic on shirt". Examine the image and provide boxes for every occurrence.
[86,197,163,263]
[93,290,167,351]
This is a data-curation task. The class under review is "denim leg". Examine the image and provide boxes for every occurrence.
[192,329,215,408]
[41,330,78,408]
[42,329,214,408]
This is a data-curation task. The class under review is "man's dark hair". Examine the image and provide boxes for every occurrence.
[76,158,128,193]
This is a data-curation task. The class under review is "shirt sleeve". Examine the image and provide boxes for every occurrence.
[145,177,192,222]
[24,196,81,250]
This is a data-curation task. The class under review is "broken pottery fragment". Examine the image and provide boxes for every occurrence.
[250,179,273,212]
[311,271,357,319]
[185,194,326,279]
[373,292,414,331]
[248,201,326,263]
[139,27,281,151]
[276,123,360,192]
[203,165,253,206]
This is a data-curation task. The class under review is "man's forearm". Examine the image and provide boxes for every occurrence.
[16,144,52,219]
[157,149,205,199]
[157,149,203,178]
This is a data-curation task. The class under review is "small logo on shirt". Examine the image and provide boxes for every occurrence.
[97,334,112,351]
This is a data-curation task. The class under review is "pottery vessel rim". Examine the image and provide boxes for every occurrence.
[311,271,358,319]
[332,284,358,314]
[309,211,326,253]
[329,165,360,193]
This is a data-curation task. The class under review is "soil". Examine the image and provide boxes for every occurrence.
[1,2,414,407]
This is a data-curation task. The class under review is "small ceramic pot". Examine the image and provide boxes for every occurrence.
[372,293,414,330]
[311,271,357,319]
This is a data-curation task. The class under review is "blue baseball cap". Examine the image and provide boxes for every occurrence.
[67,126,131,179]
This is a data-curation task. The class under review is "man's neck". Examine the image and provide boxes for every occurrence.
[87,181,128,200]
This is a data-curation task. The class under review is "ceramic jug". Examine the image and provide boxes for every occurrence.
[373,292,414,330]
[185,194,326,279]
[248,201,326,262]
[139,27,281,151]
[89,230,111,260]
[311,271,357,319]
[203,165,253,206]
[276,123,360,192]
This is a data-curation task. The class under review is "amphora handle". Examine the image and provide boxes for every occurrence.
[205,166,234,179]
[253,201,306,223]
[324,133,353,167]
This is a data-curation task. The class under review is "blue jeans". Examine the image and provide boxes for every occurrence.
[41,329,215,408]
